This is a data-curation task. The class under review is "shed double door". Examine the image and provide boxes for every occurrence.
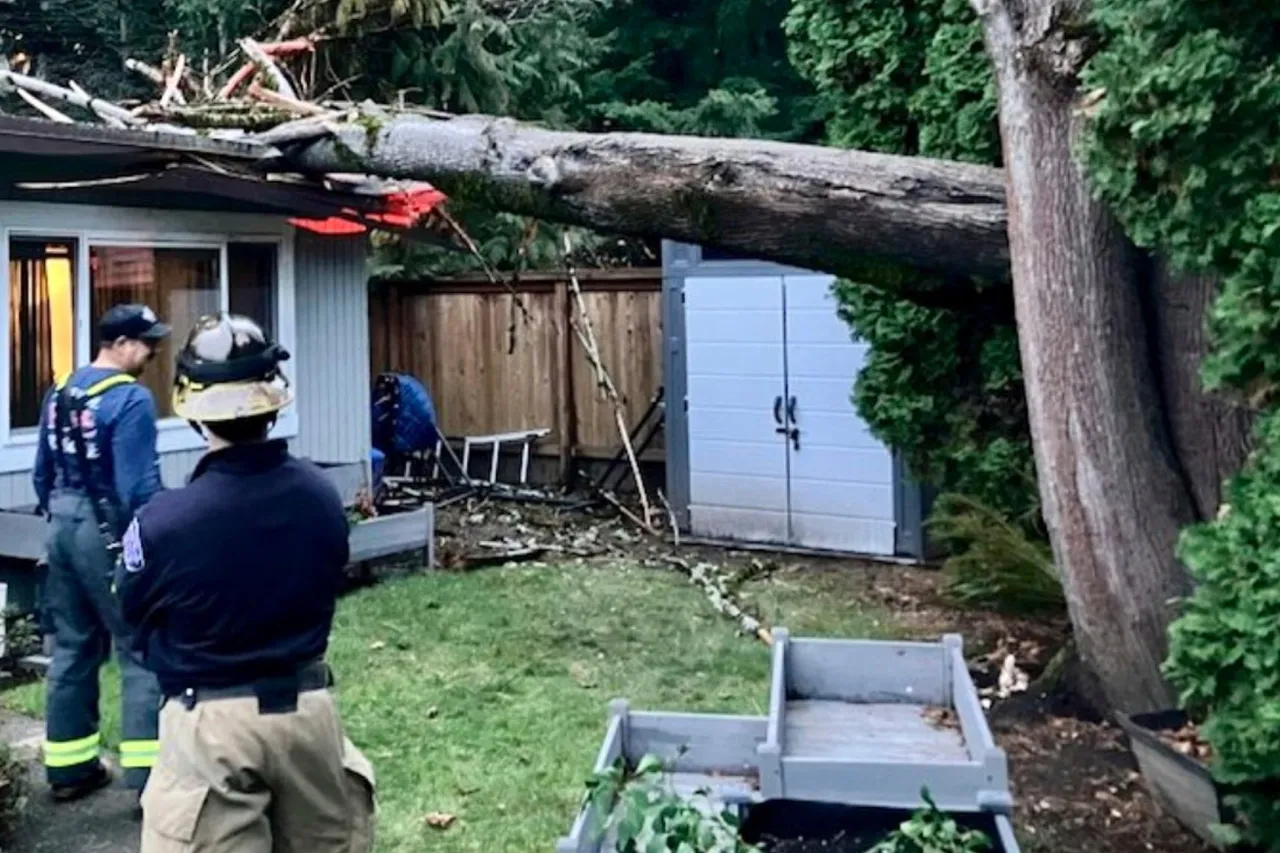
[684,274,897,554]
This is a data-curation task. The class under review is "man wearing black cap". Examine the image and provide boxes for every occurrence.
[31,303,170,807]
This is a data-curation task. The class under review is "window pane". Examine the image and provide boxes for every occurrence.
[228,243,278,337]
[90,246,220,418]
[9,238,78,429]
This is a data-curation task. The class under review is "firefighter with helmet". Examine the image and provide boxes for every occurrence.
[117,313,376,852]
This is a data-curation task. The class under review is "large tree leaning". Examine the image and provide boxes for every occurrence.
[968,0,1209,711]
[275,106,1239,712]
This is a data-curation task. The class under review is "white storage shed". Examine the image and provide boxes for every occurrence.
[662,241,928,558]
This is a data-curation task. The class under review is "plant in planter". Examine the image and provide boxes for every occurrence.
[587,753,760,853]
[868,789,992,853]
[587,757,994,853]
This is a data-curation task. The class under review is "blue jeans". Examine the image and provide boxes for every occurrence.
[43,492,161,790]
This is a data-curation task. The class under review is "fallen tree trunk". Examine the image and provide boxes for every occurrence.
[279,113,1012,310]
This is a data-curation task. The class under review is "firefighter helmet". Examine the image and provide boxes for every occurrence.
[171,313,293,422]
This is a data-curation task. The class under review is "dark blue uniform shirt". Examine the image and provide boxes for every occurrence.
[32,366,165,519]
[118,439,350,694]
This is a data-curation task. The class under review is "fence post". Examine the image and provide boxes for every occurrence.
[555,277,577,484]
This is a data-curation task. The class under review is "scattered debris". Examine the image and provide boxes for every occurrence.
[1160,721,1212,762]
[922,706,959,731]
[663,556,773,646]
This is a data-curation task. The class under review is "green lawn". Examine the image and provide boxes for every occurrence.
[3,560,896,853]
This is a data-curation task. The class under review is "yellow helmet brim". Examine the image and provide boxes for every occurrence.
[172,375,293,423]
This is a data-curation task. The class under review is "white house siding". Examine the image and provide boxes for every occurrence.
[290,230,371,467]
[0,223,371,509]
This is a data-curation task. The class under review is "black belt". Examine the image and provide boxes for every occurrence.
[169,661,334,715]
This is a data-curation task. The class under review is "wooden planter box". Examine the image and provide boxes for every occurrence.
[1115,710,1237,850]
[758,630,1012,815]
[556,699,767,853]
[347,505,435,568]
[557,630,1018,853]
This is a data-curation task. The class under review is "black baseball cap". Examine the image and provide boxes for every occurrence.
[99,304,171,344]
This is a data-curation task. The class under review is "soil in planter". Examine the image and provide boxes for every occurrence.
[741,800,1003,853]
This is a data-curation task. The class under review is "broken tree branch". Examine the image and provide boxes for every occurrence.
[657,489,680,548]
[598,490,658,536]
[285,112,1012,307]
[564,232,654,527]
[0,71,142,126]
[247,82,330,116]
[125,58,188,105]
[16,89,73,123]
[661,556,773,645]
[161,55,187,108]
[240,38,297,100]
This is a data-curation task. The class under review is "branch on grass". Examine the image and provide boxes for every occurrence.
[661,555,773,645]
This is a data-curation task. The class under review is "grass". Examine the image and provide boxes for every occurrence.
[2,559,895,853]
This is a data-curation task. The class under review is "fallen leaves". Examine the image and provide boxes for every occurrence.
[922,706,959,730]
[1160,721,1213,762]
[424,812,457,830]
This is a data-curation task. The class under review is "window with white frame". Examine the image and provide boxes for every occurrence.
[7,235,281,428]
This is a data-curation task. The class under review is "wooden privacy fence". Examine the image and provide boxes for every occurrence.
[369,268,664,479]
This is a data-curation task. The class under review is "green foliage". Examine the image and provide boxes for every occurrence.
[2,608,40,661]
[831,280,1037,525]
[586,754,759,853]
[583,0,824,141]
[1084,0,1280,847]
[787,0,1037,529]
[869,788,992,853]
[1083,1,1280,399]
[784,0,997,163]
[929,494,1063,616]
[1164,411,1280,848]
[0,742,26,844]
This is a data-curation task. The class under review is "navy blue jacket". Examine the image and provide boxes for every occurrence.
[118,439,350,694]
[32,366,165,520]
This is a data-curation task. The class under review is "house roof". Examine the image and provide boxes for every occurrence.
[0,115,445,230]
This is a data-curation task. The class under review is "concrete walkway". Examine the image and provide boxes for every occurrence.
[1,713,140,853]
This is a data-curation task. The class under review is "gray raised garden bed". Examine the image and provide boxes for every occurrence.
[557,629,1019,853]
[1116,710,1236,851]
[347,505,435,568]
[759,629,1011,814]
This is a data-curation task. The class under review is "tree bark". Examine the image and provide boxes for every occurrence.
[1148,263,1254,518]
[281,113,1012,310]
[973,0,1198,713]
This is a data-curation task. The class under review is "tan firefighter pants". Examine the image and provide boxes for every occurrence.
[139,687,376,853]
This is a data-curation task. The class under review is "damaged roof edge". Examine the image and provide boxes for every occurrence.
[0,114,271,160]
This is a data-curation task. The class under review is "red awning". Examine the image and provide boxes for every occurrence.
[289,185,448,235]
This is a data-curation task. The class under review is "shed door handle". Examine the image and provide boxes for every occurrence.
[773,395,783,425]
[786,396,797,423]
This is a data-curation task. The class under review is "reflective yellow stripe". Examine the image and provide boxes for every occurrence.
[84,374,135,397]
[53,373,135,397]
[119,739,160,769]
[43,733,101,768]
